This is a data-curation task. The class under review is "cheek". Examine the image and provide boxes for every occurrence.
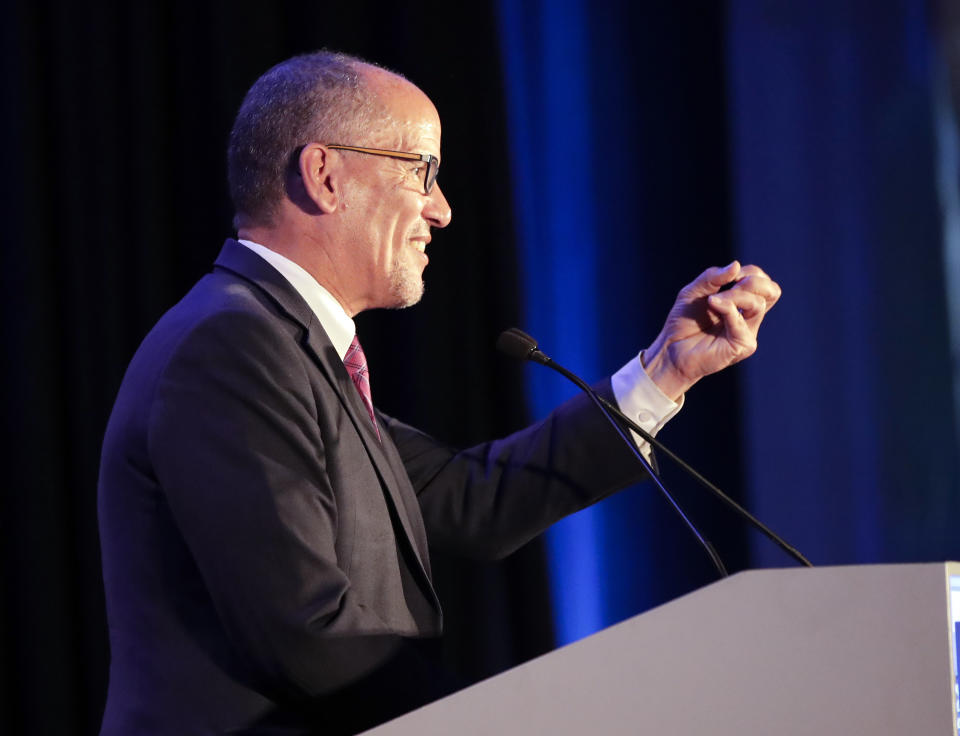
[384,207,419,247]
[350,186,425,267]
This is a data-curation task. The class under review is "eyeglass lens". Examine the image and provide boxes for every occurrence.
[425,159,439,194]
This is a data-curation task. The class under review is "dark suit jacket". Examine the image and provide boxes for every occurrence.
[98,239,644,735]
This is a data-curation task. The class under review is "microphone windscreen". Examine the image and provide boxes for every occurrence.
[496,328,539,362]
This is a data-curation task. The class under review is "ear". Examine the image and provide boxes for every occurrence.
[297,143,340,214]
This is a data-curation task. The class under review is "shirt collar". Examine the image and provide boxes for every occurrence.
[237,239,355,360]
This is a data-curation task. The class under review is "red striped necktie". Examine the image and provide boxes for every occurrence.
[343,335,381,441]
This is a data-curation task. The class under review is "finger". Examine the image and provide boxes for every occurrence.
[735,264,770,280]
[709,289,766,320]
[726,273,782,308]
[682,260,741,298]
[707,293,757,355]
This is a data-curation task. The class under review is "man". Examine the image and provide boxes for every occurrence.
[98,51,779,735]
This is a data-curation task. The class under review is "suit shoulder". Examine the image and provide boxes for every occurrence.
[153,271,302,352]
[116,272,309,408]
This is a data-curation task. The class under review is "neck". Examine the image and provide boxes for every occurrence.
[237,223,365,317]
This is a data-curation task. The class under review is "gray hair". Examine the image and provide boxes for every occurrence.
[227,50,395,229]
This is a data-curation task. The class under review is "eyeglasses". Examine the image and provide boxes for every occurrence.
[326,144,440,195]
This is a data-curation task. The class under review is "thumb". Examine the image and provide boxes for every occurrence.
[684,260,741,297]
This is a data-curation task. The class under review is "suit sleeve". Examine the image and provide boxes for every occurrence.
[382,381,648,560]
[147,307,427,702]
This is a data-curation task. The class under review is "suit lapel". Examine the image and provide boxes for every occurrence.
[300,326,435,583]
[374,420,434,576]
[212,239,439,609]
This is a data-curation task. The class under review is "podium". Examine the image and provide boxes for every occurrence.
[364,563,960,735]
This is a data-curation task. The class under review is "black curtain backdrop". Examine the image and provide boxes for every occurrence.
[1,2,739,734]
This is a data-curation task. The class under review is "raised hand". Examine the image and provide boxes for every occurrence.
[641,261,781,401]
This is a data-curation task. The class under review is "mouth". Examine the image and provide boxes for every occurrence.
[409,235,431,263]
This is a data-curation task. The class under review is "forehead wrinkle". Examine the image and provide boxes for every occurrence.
[398,118,442,165]
[356,112,436,150]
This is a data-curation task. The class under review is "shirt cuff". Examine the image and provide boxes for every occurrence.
[611,352,683,461]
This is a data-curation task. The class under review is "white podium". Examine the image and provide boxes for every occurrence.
[364,563,960,735]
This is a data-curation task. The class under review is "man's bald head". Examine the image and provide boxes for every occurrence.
[227,50,403,229]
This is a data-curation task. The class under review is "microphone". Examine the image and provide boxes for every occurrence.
[498,327,812,569]
[496,328,551,365]
[498,328,729,578]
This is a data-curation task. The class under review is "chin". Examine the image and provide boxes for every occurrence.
[388,284,425,310]
[386,262,426,309]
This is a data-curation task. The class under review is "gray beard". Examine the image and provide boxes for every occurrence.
[387,255,425,309]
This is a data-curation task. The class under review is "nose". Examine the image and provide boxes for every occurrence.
[423,184,452,229]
